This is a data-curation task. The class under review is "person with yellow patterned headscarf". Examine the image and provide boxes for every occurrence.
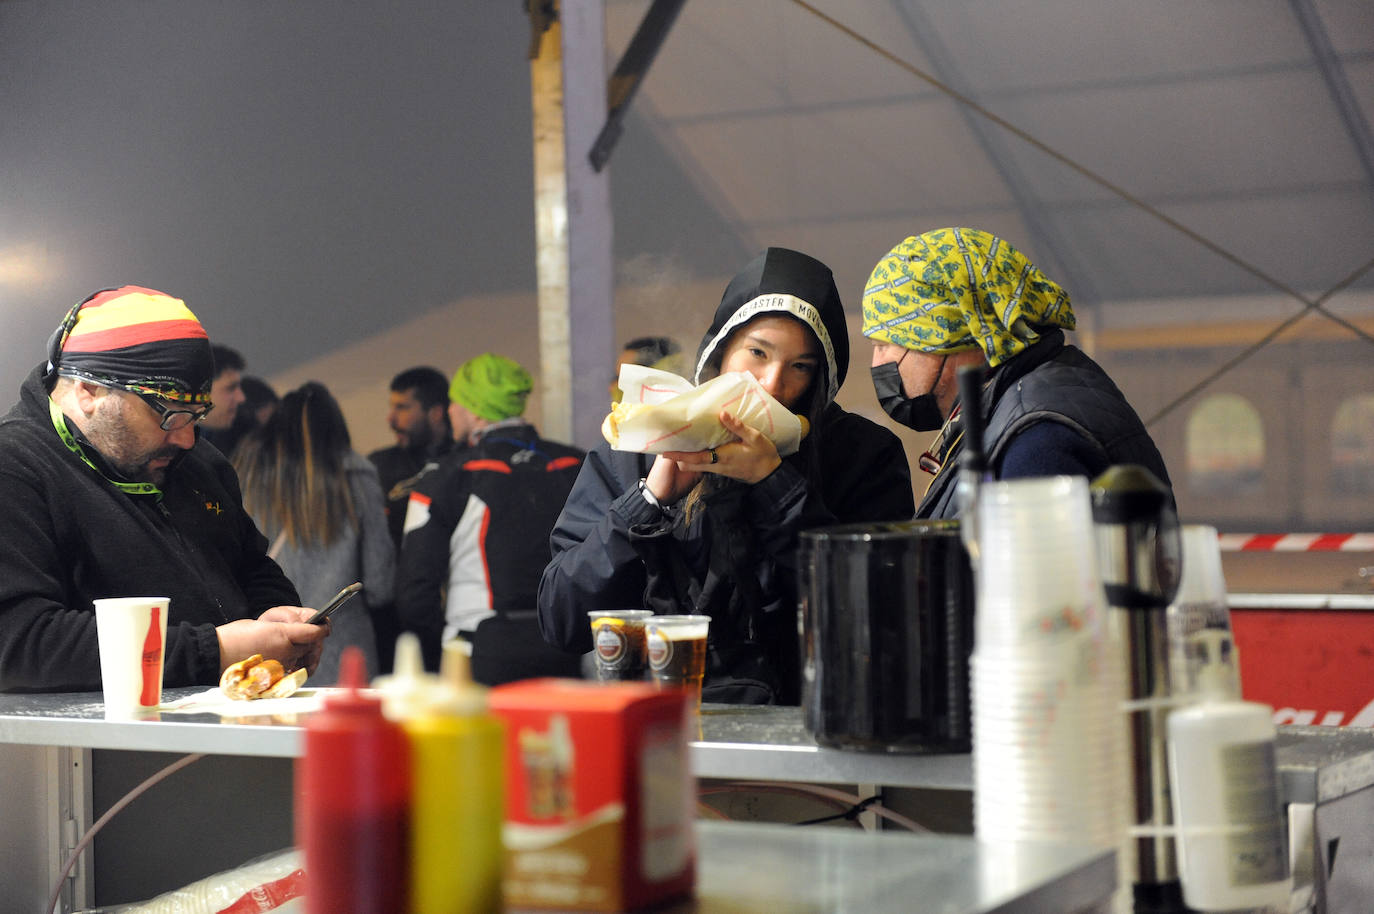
[862,228,1171,519]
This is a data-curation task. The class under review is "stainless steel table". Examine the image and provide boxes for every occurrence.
[0,686,303,756]
[0,690,974,790]
[1275,726,1374,914]
[0,690,1018,912]
[695,704,972,790]
[685,821,1114,914]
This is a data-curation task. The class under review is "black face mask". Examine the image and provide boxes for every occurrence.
[871,354,946,432]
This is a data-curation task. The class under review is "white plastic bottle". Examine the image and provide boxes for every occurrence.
[1166,631,1291,912]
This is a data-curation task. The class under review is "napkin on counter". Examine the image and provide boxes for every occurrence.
[159,687,329,716]
[603,365,804,456]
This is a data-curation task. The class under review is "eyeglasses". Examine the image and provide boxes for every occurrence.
[135,392,215,431]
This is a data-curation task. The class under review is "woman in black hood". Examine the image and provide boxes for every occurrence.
[537,248,914,704]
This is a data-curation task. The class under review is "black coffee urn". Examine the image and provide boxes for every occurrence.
[799,520,974,753]
[1091,465,1187,914]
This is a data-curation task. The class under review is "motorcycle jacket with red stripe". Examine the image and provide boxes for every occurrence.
[396,421,584,671]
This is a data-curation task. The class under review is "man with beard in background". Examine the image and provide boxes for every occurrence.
[367,365,454,672]
[368,366,455,550]
[197,343,247,455]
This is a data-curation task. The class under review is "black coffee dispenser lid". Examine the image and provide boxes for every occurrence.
[1090,465,1181,610]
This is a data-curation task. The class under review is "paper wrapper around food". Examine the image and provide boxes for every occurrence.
[603,365,804,456]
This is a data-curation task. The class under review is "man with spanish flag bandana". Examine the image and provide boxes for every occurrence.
[862,228,1172,519]
[0,286,327,692]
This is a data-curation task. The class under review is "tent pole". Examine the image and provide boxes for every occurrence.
[530,0,614,447]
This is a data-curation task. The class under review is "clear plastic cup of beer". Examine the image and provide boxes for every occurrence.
[645,615,711,707]
[588,610,654,681]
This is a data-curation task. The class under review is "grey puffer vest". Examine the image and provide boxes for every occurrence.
[918,337,1170,518]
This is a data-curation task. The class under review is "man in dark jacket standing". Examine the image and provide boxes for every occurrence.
[397,353,585,682]
[0,286,327,692]
[863,227,1171,518]
[368,365,455,549]
[197,343,247,455]
[366,365,455,673]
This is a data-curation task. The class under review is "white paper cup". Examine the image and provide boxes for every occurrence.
[94,597,169,717]
[973,476,1105,649]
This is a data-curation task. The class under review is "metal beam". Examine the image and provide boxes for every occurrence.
[588,0,687,172]
[1289,0,1374,195]
[530,0,615,448]
[660,50,1348,125]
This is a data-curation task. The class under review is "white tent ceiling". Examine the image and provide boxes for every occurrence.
[604,0,1374,330]
[595,0,1374,536]
[3,1,1372,533]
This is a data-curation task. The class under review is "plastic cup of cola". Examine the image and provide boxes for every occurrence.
[94,597,169,718]
[645,615,711,708]
[588,610,654,681]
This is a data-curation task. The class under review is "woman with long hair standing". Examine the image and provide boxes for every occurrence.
[234,381,395,684]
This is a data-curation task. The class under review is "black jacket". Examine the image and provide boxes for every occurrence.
[917,330,1172,518]
[0,365,300,692]
[368,438,455,549]
[397,422,585,679]
[538,248,915,704]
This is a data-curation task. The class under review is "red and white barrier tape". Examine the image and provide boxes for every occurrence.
[1217,533,1374,552]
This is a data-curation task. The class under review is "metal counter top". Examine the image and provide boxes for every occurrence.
[684,820,1114,914]
[0,689,974,790]
[0,687,305,757]
[8,687,1364,801]
[692,704,972,789]
[1276,724,1374,804]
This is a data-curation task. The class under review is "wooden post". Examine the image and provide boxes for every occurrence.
[530,0,614,447]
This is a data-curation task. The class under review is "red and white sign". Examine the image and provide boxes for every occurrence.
[1231,607,1374,727]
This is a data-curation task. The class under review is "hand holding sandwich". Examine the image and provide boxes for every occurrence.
[662,410,782,483]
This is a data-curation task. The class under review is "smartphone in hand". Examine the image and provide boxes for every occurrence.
[306,582,363,625]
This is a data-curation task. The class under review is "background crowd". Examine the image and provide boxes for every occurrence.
[0,228,1169,701]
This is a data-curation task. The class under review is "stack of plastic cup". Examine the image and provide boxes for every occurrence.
[971,476,1129,853]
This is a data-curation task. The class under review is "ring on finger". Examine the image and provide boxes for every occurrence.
[709,448,719,464]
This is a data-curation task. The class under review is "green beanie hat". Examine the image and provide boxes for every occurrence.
[449,353,532,421]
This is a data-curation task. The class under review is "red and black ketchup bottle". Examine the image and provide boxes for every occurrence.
[297,646,410,913]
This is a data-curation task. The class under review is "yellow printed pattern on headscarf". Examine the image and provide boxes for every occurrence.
[861,228,1075,367]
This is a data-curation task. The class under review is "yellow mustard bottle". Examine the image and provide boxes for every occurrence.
[405,643,506,914]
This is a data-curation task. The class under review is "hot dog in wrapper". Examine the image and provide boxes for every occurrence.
[603,365,806,456]
[219,654,308,701]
